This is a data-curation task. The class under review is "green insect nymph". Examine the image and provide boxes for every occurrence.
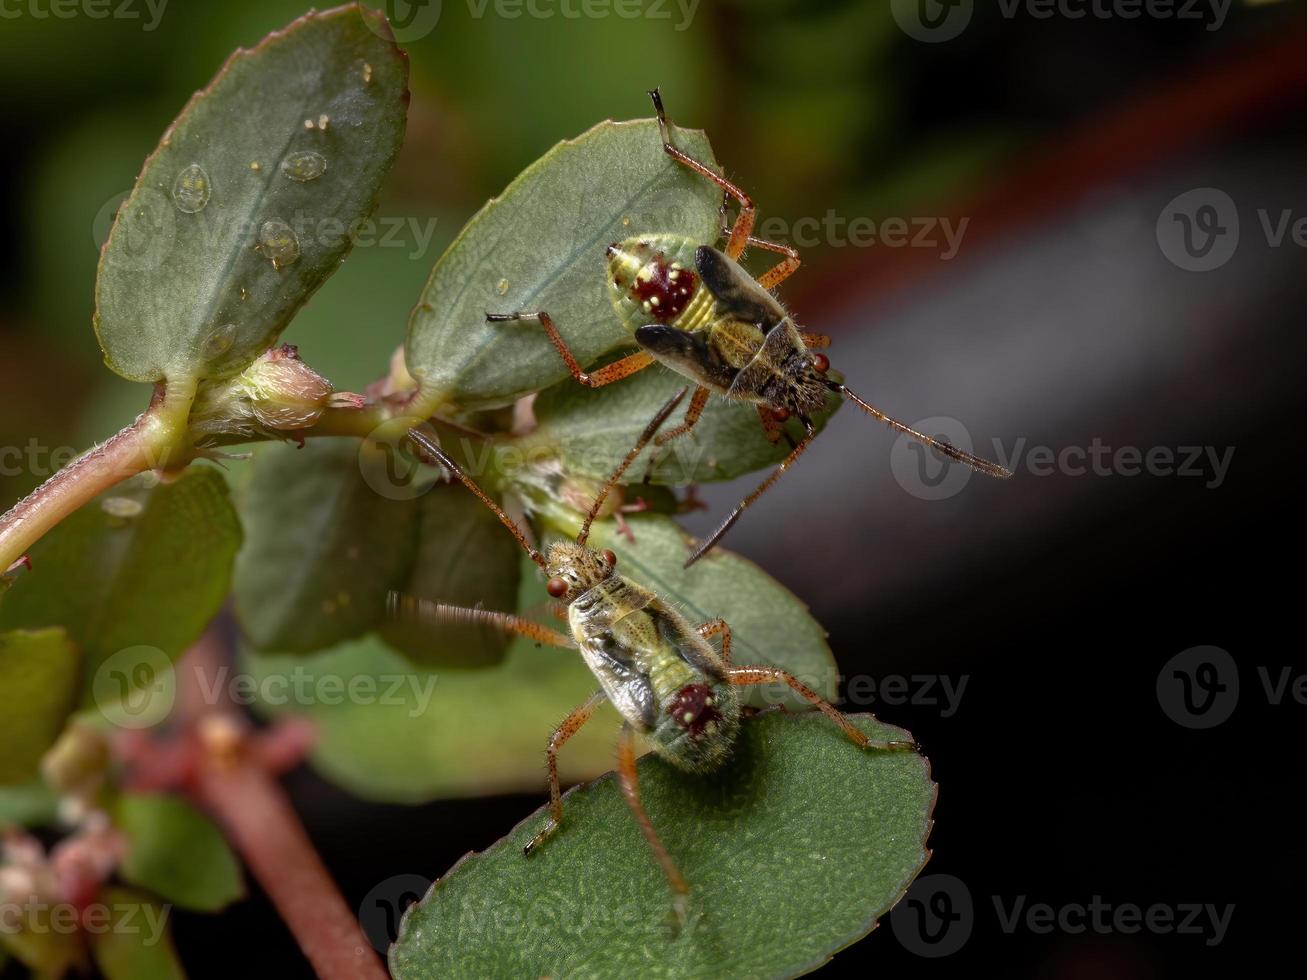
[489,89,1013,567]
[391,390,914,926]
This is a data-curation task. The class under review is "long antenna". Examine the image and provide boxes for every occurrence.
[405,427,548,569]
[836,383,1013,479]
[578,386,689,546]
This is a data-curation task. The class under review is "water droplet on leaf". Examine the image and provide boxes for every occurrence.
[101,497,143,522]
[280,150,327,182]
[172,163,211,214]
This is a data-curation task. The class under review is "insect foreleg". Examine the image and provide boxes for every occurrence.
[728,666,917,752]
[486,310,654,388]
[525,690,608,857]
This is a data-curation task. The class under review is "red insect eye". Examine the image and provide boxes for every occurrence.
[602,549,617,566]
[812,353,830,373]
[771,406,791,422]
[546,577,568,598]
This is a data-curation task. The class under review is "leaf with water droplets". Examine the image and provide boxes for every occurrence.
[94,4,409,384]
[406,119,721,411]
[389,712,933,980]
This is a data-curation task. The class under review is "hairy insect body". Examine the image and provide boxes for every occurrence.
[565,557,741,774]
[607,236,827,417]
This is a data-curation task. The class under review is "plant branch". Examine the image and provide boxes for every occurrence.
[0,379,197,570]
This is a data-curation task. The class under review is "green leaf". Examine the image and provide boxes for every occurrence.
[390,712,933,980]
[585,514,839,709]
[0,468,241,706]
[381,483,522,667]
[242,628,616,805]
[115,793,244,912]
[234,440,418,654]
[522,365,841,485]
[88,887,185,980]
[0,628,79,785]
[0,780,60,828]
[405,119,721,411]
[94,4,409,383]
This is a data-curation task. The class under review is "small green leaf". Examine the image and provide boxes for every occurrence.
[115,793,244,912]
[0,628,79,785]
[585,515,839,709]
[523,365,841,485]
[243,630,615,805]
[390,712,933,980]
[234,440,418,653]
[94,4,409,383]
[381,483,522,667]
[406,119,720,411]
[88,887,185,980]
[0,780,60,828]
[0,468,241,705]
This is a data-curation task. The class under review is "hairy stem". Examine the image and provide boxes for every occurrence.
[0,378,197,569]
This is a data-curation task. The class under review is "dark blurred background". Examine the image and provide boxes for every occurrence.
[3,0,1304,976]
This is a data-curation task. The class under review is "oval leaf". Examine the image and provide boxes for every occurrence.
[0,468,241,705]
[94,4,409,382]
[390,712,933,980]
[115,793,244,912]
[0,628,79,785]
[405,118,721,410]
[523,365,841,485]
[234,440,419,654]
[88,887,185,980]
[381,483,523,667]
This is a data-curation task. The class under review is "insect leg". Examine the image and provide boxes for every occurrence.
[616,722,691,924]
[728,667,917,752]
[755,404,783,445]
[387,594,575,648]
[487,311,654,388]
[747,238,802,290]
[649,88,756,260]
[685,419,818,567]
[696,618,732,665]
[642,386,711,483]
[525,690,608,857]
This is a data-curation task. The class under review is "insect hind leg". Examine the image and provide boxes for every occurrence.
[649,89,755,260]
[616,723,691,929]
[524,690,607,857]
